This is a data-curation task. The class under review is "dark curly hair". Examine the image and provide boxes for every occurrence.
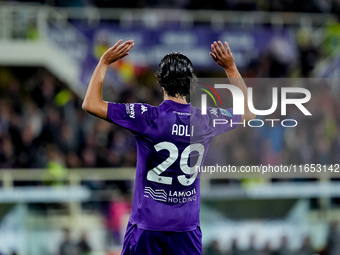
[156,52,195,97]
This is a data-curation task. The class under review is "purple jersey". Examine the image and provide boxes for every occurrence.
[106,100,241,232]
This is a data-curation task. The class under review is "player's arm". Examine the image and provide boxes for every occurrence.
[82,39,134,119]
[210,40,256,122]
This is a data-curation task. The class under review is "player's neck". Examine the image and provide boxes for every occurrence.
[163,93,188,104]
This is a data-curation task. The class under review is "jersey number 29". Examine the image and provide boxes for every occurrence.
[147,142,204,186]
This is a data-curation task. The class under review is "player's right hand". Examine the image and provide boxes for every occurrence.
[210,41,236,71]
[100,39,134,66]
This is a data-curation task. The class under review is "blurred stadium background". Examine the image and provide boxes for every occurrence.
[0,0,340,254]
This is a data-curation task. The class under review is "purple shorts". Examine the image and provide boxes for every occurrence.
[121,222,202,255]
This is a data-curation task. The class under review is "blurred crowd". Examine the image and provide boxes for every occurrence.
[58,228,92,255]
[0,67,140,171]
[206,235,314,255]
[0,228,92,255]
[3,0,340,15]
[205,221,340,255]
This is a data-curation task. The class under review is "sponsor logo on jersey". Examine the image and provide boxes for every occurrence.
[144,187,197,204]
[144,187,167,202]
[128,104,135,118]
[210,108,218,118]
[141,104,148,114]
[220,108,232,117]
[173,111,191,116]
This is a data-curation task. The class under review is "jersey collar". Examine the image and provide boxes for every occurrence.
[160,100,191,112]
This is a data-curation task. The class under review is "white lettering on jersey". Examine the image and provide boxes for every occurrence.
[144,187,197,204]
[129,104,135,118]
[141,105,148,114]
[173,111,191,116]
[169,188,196,197]
[171,124,192,137]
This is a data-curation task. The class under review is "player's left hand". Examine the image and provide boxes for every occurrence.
[210,41,236,71]
[100,39,134,66]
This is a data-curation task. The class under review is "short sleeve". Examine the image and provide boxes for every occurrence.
[106,102,156,135]
[207,107,242,137]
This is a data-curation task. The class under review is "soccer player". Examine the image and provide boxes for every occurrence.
[82,39,255,255]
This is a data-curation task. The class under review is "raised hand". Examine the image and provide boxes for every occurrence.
[210,41,236,71]
[100,39,134,66]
